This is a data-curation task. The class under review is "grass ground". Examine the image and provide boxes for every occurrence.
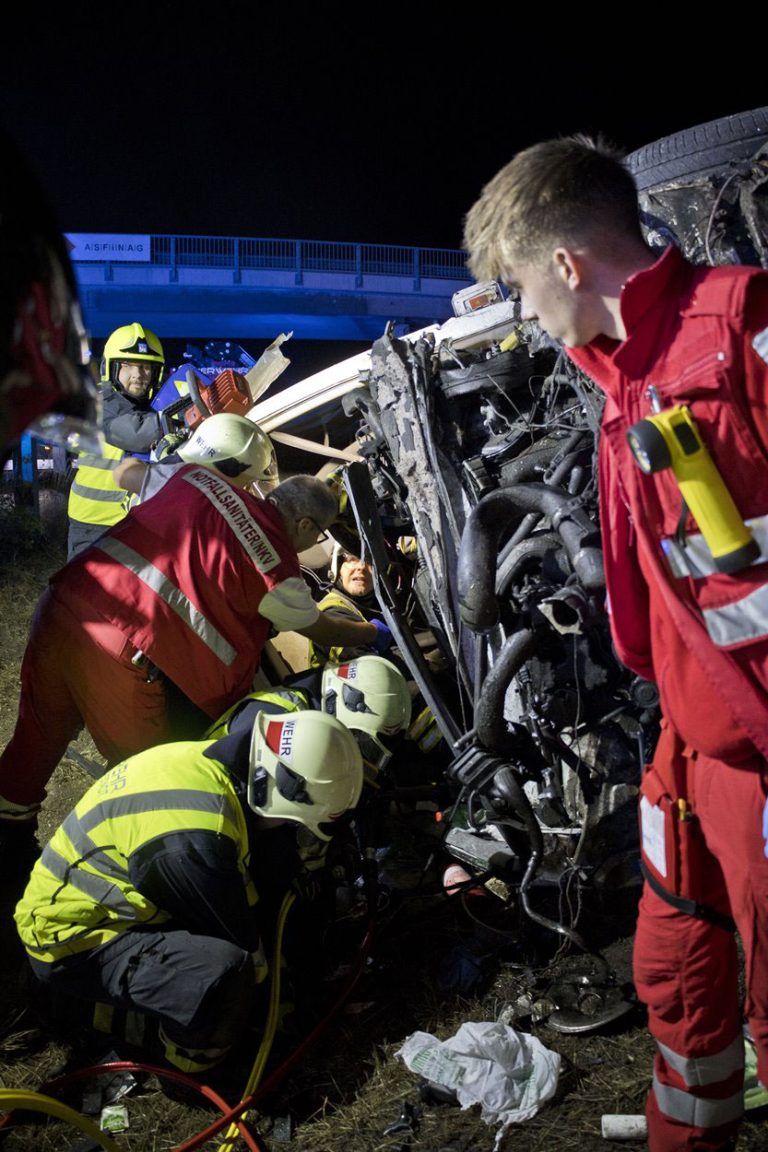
[0,493,765,1151]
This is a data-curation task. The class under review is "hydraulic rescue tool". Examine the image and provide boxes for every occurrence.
[626,386,760,574]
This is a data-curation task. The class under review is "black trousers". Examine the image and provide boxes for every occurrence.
[30,927,255,1051]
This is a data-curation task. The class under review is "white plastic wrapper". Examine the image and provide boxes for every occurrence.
[396,1021,561,1148]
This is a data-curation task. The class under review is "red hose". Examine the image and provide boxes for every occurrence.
[39,1060,265,1152]
[174,919,375,1152]
[33,918,375,1152]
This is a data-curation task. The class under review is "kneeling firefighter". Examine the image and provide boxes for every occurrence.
[208,654,412,788]
[14,710,362,1073]
[203,663,414,930]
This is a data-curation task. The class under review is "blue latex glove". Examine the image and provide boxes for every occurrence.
[370,618,394,654]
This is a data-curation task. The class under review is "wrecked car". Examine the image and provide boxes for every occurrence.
[244,109,768,1009]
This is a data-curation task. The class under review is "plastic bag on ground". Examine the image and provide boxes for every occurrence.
[396,1020,561,1148]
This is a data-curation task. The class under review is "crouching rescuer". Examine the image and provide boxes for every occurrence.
[14,710,363,1073]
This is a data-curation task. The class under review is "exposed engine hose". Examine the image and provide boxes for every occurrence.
[496,433,591,562]
[458,484,604,632]
[474,629,537,755]
[492,766,609,980]
[499,441,564,485]
[498,429,587,487]
[495,532,561,597]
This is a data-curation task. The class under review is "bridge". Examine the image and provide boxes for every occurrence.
[68,233,474,343]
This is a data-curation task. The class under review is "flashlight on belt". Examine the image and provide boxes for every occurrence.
[626,388,760,575]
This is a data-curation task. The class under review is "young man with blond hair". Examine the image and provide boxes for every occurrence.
[464,134,768,1152]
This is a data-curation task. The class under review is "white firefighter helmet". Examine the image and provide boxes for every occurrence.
[177,412,278,488]
[321,655,412,774]
[248,710,363,840]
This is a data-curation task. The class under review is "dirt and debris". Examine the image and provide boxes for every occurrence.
[0,495,765,1151]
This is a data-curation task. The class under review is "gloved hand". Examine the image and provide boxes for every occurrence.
[370,618,394,654]
[291,868,325,904]
[151,430,189,463]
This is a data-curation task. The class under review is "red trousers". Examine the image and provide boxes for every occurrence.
[634,722,768,1150]
[0,585,178,807]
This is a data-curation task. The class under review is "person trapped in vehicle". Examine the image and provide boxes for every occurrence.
[0,457,391,879]
[308,542,388,667]
[463,133,768,1151]
[14,708,363,1073]
[66,322,170,560]
[308,540,444,762]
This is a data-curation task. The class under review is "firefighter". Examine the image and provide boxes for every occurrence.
[0,468,391,877]
[14,710,363,1073]
[0,122,99,464]
[66,322,167,560]
[208,653,412,785]
[319,655,412,782]
[199,657,414,1014]
[464,134,768,1151]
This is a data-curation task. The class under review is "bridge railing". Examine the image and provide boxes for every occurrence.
[76,235,471,287]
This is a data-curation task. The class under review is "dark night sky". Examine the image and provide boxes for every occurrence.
[5,5,767,254]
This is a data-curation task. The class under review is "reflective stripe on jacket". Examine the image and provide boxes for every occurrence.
[570,247,768,760]
[204,689,308,741]
[651,1034,744,1129]
[68,439,134,528]
[55,465,300,717]
[67,382,163,529]
[15,741,256,963]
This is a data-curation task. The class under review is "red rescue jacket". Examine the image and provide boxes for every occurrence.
[569,246,768,762]
[56,465,299,716]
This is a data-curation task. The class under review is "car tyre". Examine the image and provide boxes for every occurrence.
[625,106,768,190]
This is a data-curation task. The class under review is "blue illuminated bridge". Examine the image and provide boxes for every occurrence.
[68,233,474,343]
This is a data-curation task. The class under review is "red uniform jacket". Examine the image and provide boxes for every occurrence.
[54,465,299,717]
[568,244,768,762]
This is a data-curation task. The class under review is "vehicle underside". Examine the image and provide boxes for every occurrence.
[277,107,768,1028]
[338,300,656,994]
[134,107,768,1032]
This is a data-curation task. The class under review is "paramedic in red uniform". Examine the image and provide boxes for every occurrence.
[0,454,391,871]
[464,134,768,1151]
